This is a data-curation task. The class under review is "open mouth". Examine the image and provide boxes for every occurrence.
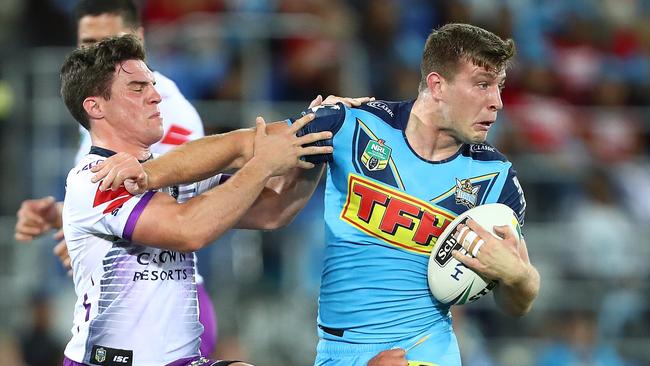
[476,121,494,130]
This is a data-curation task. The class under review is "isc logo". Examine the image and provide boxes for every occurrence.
[114,356,130,363]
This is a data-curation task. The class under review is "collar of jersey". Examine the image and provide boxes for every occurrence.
[89,145,153,163]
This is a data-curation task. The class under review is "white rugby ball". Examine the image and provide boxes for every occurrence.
[427,203,522,305]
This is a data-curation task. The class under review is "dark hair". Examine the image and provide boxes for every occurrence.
[419,23,516,92]
[74,0,141,28]
[60,34,146,129]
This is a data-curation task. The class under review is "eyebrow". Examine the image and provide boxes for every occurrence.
[127,80,152,87]
[474,71,498,79]
[80,37,98,45]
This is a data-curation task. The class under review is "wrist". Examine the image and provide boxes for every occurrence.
[54,202,64,229]
[503,263,532,289]
[246,156,275,179]
[142,165,154,190]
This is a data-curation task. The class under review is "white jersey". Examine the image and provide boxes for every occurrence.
[62,147,225,366]
[74,71,204,164]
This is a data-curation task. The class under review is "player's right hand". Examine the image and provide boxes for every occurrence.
[15,196,62,242]
[252,113,333,176]
[367,349,408,366]
[91,152,149,194]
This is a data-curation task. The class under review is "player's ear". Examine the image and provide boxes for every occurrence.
[426,72,444,100]
[83,96,104,120]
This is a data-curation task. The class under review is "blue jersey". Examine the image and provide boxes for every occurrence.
[296,100,526,344]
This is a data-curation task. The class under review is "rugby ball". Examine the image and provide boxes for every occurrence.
[427,203,521,305]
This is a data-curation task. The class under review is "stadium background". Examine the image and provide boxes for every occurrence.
[1,0,649,365]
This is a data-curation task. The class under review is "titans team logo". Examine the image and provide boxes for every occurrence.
[454,178,480,208]
[361,139,391,171]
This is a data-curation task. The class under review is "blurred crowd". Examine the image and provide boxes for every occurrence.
[1,0,649,365]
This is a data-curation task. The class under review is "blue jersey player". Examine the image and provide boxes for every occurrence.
[91,23,540,366]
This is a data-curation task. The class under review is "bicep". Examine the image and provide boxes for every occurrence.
[130,192,190,251]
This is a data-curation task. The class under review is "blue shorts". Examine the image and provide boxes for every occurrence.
[314,325,460,366]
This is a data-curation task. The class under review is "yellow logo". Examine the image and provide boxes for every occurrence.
[341,174,455,255]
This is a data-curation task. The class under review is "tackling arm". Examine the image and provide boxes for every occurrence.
[236,165,326,230]
[131,117,321,251]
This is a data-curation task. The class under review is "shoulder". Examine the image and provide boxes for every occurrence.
[460,143,510,163]
[67,154,104,186]
[353,100,414,130]
[64,155,105,212]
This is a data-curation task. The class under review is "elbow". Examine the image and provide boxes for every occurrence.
[262,211,297,230]
[505,304,533,318]
[180,228,223,253]
[173,214,219,252]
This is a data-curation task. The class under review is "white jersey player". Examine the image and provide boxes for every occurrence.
[71,61,218,358]
[63,147,223,365]
[58,34,331,365]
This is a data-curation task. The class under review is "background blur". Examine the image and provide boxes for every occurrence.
[1,0,650,365]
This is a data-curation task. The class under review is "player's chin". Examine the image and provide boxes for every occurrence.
[467,134,488,145]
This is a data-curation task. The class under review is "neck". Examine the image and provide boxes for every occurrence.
[90,131,152,161]
[406,93,462,161]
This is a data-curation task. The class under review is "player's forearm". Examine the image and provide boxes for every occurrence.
[236,165,325,229]
[144,122,291,190]
[174,157,274,251]
[494,263,540,316]
[143,129,253,189]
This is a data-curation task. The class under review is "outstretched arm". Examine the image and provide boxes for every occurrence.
[131,117,323,251]
[91,96,373,193]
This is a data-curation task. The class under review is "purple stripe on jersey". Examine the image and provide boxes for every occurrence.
[122,191,155,240]
[63,356,87,366]
[218,174,231,184]
[197,283,217,356]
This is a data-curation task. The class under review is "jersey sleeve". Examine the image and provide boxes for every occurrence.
[497,166,527,226]
[64,162,157,241]
[175,173,230,204]
[287,103,346,164]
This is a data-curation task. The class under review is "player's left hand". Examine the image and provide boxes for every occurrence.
[90,152,149,194]
[367,349,407,366]
[309,94,375,108]
[451,218,531,286]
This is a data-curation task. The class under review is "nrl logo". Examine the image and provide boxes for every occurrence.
[455,178,479,208]
[95,347,106,363]
[361,139,391,171]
